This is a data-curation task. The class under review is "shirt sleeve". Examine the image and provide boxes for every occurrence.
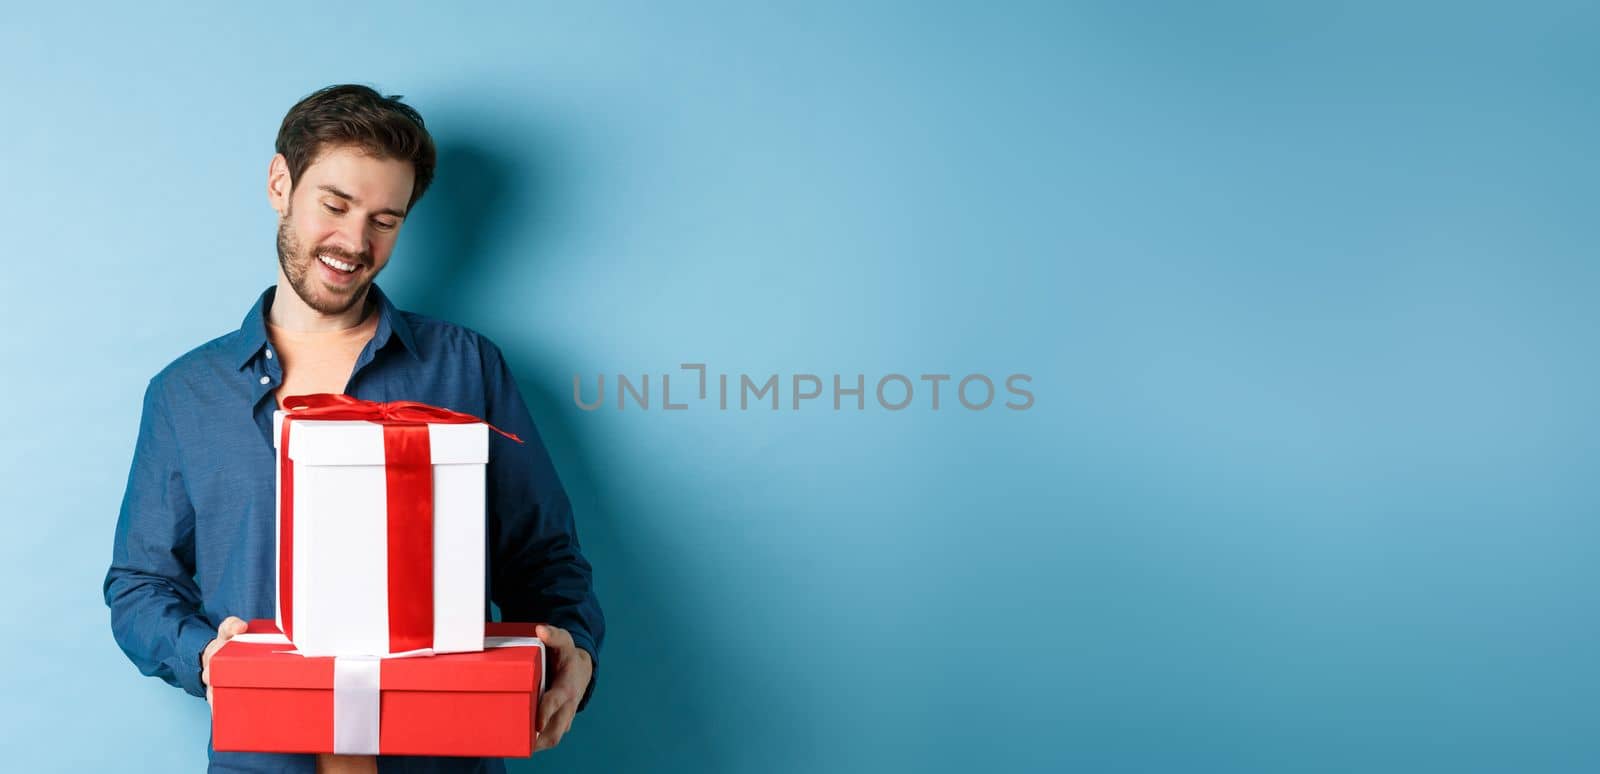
[102,377,215,699]
[479,338,607,712]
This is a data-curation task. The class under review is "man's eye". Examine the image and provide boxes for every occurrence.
[373,220,397,231]
[323,203,345,215]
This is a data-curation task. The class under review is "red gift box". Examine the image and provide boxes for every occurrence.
[211,619,544,757]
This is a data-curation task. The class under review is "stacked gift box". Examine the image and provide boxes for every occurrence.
[208,395,544,757]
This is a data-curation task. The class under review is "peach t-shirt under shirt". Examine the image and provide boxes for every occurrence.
[267,307,380,409]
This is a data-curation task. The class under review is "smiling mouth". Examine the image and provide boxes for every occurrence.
[317,253,363,277]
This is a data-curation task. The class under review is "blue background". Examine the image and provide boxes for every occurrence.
[3,2,1597,772]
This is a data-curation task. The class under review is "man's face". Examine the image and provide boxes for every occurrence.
[273,145,415,315]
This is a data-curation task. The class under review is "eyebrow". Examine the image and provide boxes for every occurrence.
[316,184,408,219]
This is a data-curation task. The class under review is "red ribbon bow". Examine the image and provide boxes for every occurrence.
[281,393,523,444]
[277,393,519,653]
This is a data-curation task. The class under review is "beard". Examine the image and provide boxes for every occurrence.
[276,209,379,316]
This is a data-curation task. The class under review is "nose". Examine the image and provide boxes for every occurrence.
[328,221,370,260]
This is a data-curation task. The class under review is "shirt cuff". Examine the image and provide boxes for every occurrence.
[565,627,600,713]
[174,616,217,698]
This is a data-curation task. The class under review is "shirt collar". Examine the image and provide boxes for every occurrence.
[233,282,419,370]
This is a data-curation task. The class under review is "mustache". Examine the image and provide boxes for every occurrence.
[311,246,371,267]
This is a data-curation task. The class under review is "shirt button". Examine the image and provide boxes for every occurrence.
[265,349,274,359]
[259,375,271,385]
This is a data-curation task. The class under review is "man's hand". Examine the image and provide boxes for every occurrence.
[202,616,248,709]
[533,623,593,751]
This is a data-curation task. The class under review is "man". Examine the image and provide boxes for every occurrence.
[103,84,604,774]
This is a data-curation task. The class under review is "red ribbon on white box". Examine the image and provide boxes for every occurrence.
[231,632,547,754]
[276,393,523,654]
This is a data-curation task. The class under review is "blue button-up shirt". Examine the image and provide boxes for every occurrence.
[104,284,604,773]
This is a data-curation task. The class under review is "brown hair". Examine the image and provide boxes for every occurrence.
[275,84,437,210]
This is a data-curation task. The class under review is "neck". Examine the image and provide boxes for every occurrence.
[268,266,373,332]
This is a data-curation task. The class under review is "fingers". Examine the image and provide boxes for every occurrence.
[534,695,578,751]
[532,625,590,752]
[202,616,249,691]
[536,686,569,738]
[549,651,590,707]
[534,693,573,750]
[535,625,588,698]
[535,624,573,649]
[203,617,248,669]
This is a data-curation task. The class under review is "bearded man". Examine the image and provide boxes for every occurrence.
[104,84,604,774]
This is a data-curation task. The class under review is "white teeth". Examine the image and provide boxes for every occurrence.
[318,254,357,272]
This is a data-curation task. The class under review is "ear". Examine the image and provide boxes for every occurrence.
[267,153,292,216]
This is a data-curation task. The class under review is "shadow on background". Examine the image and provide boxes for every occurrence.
[397,114,726,772]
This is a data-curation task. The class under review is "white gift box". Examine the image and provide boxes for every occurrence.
[273,409,488,657]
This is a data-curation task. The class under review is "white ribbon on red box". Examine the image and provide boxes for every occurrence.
[333,657,382,754]
[230,632,547,754]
